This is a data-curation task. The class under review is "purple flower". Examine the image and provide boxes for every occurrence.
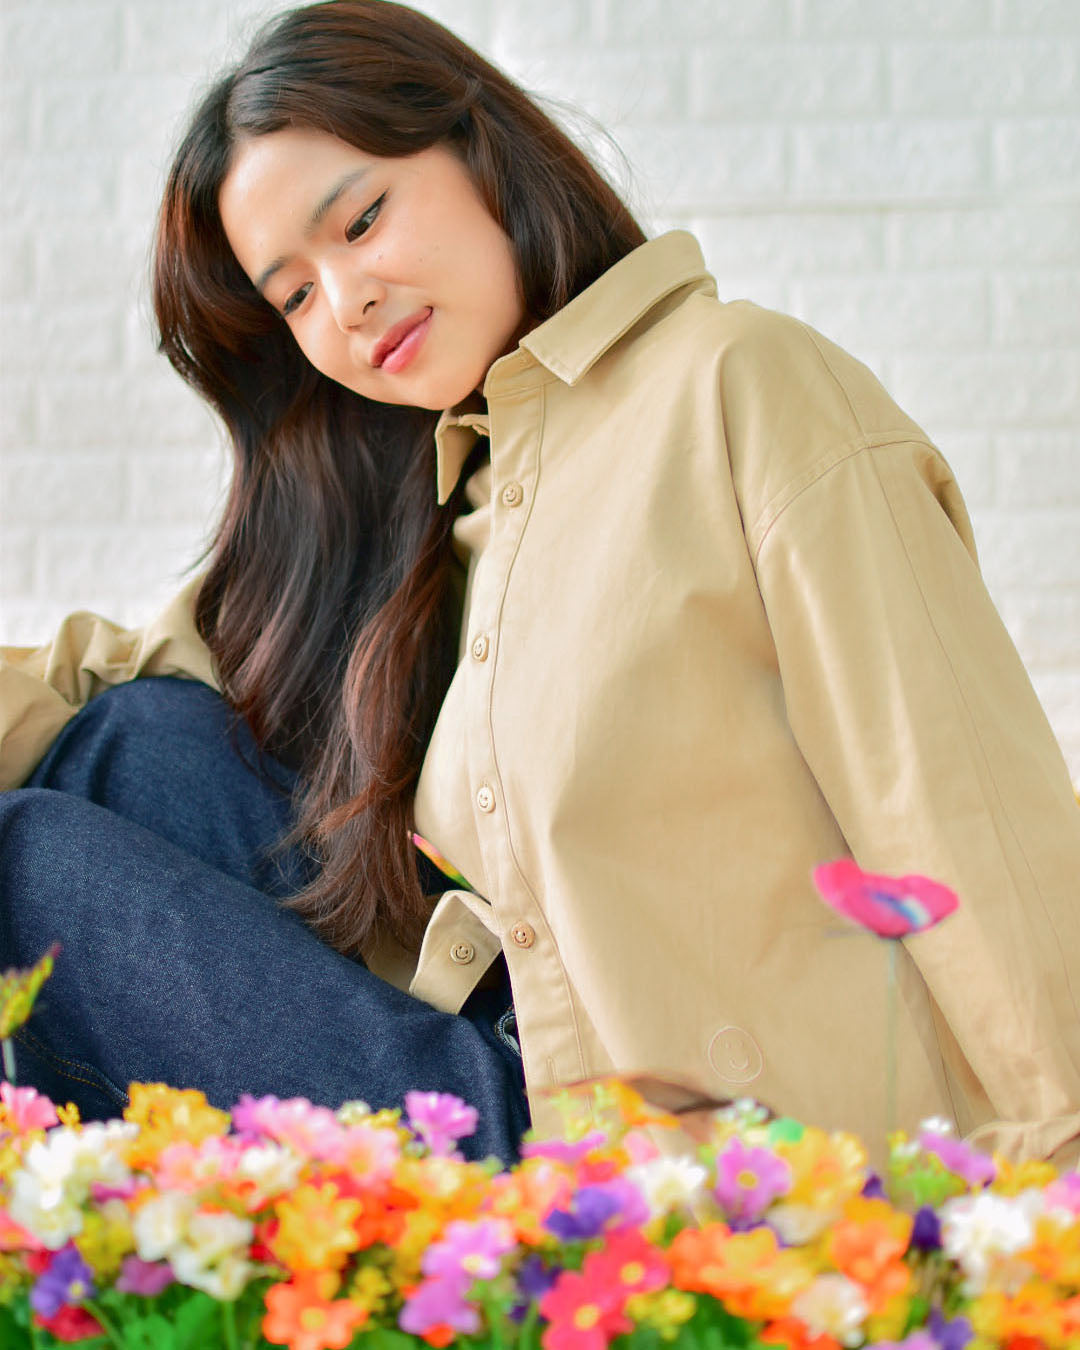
[918,1131,995,1188]
[510,1254,559,1322]
[399,1275,480,1337]
[928,1308,973,1350]
[115,1255,175,1297]
[404,1091,479,1156]
[861,1172,886,1199]
[713,1138,791,1226]
[30,1244,96,1318]
[423,1218,515,1284]
[911,1206,942,1252]
[543,1178,648,1241]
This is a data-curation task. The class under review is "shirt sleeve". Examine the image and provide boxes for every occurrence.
[753,436,1080,1168]
[0,573,219,790]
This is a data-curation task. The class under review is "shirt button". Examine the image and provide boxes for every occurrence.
[476,784,496,813]
[510,922,535,948]
[471,634,490,662]
[450,941,475,965]
[501,481,524,508]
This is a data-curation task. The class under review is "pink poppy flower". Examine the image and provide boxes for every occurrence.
[811,860,958,938]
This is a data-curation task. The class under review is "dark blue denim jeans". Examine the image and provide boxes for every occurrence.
[0,677,528,1164]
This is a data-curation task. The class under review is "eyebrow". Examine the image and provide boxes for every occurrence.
[253,167,371,295]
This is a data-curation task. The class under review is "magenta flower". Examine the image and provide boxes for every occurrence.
[423,1218,515,1284]
[917,1130,995,1188]
[30,1244,96,1318]
[115,1255,175,1297]
[520,1130,607,1165]
[231,1093,347,1161]
[713,1137,792,1225]
[399,1275,481,1337]
[404,1091,478,1156]
[812,860,958,938]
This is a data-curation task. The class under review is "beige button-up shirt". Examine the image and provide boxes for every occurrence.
[3,232,1079,1165]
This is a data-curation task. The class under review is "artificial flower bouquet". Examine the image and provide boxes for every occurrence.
[2,863,1078,1348]
[0,1074,1078,1350]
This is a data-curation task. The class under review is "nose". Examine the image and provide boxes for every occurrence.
[321,256,385,332]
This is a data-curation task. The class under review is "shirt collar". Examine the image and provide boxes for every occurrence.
[433,230,713,503]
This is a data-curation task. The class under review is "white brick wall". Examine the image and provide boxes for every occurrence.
[1,0,1078,780]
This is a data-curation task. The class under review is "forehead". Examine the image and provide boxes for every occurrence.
[218,127,383,278]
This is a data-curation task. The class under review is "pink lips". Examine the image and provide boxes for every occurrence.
[372,308,433,373]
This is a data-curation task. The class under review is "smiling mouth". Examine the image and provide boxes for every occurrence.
[372,308,434,371]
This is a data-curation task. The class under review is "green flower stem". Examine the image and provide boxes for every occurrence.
[222,1298,240,1350]
[886,940,898,1140]
[2,1037,16,1083]
[81,1298,124,1349]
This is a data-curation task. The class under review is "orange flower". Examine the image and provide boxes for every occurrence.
[995,1280,1070,1344]
[263,1272,368,1350]
[1022,1215,1080,1287]
[826,1198,912,1312]
[761,1317,843,1350]
[269,1182,363,1273]
[669,1222,809,1320]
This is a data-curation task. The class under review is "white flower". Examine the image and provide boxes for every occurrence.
[626,1157,708,1218]
[917,1115,954,1137]
[939,1191,1039,1294]
[132,1191,198,1262]
[8,1122,134,1250]
[232,1143,303,1208]
[168,1210,254,1300]
[791,1274,868,1347]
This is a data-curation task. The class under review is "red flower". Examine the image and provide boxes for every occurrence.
[811,860,958,938]
[33,1305,104,1342]
[540,1267,632,1350]
[583,1229,669,1300]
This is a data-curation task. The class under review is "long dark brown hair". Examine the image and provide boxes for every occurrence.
[153,0,646,959]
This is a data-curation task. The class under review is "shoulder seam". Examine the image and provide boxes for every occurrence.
[750,434,939,565]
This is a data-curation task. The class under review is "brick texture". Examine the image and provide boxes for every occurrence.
[1,0,1078,779]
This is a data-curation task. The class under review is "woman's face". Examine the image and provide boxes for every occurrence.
[218,127,529,411]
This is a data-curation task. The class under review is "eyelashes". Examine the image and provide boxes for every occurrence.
[280,192,388,317]
[345,192,387,243]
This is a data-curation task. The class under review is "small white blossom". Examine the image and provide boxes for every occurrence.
[232,1143,303,1207]
[917,1115,954,1137]
[791,1274,868,1347]
[626,1157,708,1218]
[940,1190,1039,1294]
[8,1122,135,1249]
[133,1191,198,1262]
[768,1202,837,1245]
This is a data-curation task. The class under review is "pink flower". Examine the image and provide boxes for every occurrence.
[399,1274,481,1337]
[811,860,958,938]
[1045,1171,1080,1216]
[231,1094,348,1161]
[404,1091,478,1156]
[423,1218,516,1284]
[0,1082,58,1133]
[115,1255,175,1297]
[521,1131,607,1165]
[917,1130,995,1189]
[713,1137,792,1225]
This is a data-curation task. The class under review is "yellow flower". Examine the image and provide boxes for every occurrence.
[1023,1214,1080,1287]
[348,1262,394,1317]
[992,1155,1059,1195]
[626,1288,697,1340]
[56,1103,81,1129]
[777,1128,867,1214]
[123,1084,230,1169]
[865,1291,913,1343]
[271,1181,363,1273]
[75,1199,135,1278]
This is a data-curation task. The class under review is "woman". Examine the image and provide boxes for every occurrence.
[2,0,1079,1167]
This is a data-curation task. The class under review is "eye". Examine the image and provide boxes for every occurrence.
[345,192,387,243]
[282,282,312,318]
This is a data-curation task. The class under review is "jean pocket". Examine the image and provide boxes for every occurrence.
[13,1026,129,1115]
